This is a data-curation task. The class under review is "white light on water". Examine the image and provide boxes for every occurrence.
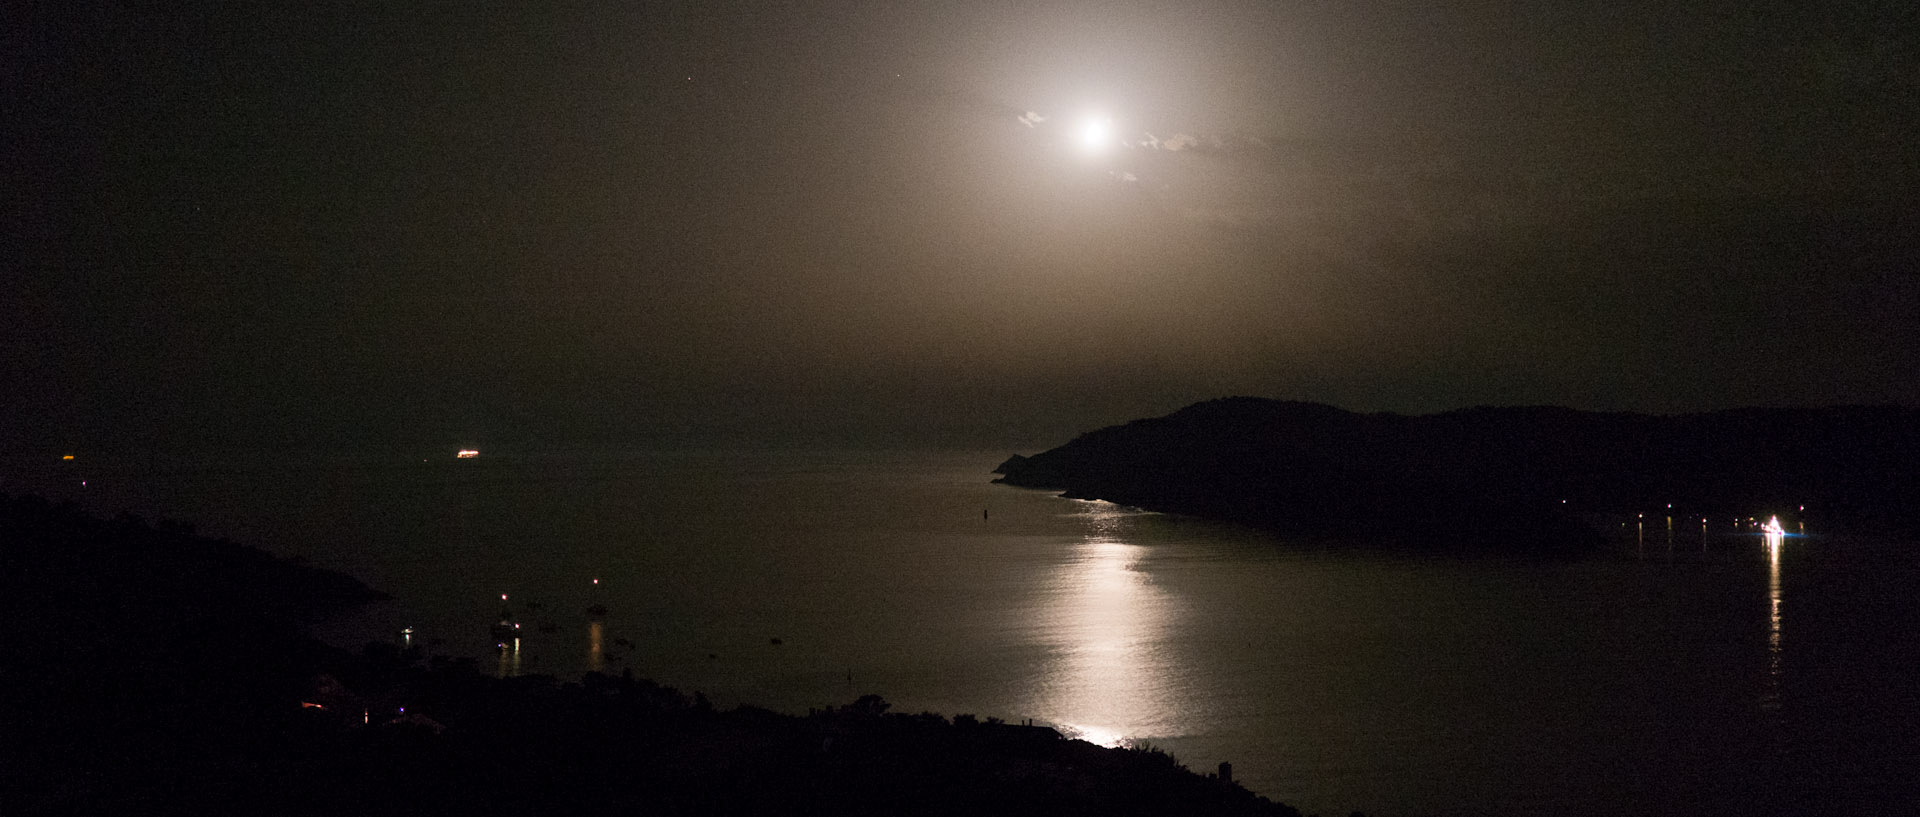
[1037,499,1177,759]
[1763,520,1785,710]
[1060,722,1127,748]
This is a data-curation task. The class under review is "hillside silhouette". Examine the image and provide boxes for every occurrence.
[1,493,1298,816]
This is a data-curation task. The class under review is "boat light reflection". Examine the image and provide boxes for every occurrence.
[1762,522,1784,710]
[588,620,605,674]
[497,637,522,678]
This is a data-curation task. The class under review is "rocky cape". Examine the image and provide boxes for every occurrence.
[993,397,1920,549]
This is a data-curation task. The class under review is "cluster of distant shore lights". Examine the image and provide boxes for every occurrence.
[1593,497,1803,537]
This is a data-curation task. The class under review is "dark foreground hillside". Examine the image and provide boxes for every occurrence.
[995,398,1920,549]
[0,494,1298,817]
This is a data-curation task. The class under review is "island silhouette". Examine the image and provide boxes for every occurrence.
[995,397,1920,548]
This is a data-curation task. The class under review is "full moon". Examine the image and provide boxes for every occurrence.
[1076,115,1113,154]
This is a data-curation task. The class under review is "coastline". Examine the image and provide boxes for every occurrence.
[3,492,1303,816]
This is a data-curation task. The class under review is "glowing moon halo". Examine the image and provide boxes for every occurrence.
[1076,114,1114,154]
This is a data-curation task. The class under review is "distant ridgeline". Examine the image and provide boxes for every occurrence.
[994,397,1920,548]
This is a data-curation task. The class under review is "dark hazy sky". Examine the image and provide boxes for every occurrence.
[6,1,1917,451]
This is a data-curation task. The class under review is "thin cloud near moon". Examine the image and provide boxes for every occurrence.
[1000,105,1251,194]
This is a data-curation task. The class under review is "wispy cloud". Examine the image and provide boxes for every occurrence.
[1017,111,1046,128]
[1139,132,1275,155]
[1159,133,1200,151]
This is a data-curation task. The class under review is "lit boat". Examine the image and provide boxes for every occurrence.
[490,607,521,647]
[456,449,480,459]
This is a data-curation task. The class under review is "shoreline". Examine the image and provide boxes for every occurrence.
[4,492,1306,816]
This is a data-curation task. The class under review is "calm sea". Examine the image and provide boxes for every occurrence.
[12,449,1919,816]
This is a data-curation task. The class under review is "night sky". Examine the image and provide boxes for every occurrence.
[7,1,1917,452]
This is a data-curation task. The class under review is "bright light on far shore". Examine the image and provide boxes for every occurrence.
[457,449,480,458]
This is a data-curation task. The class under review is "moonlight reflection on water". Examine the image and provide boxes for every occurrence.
[1043,501,1186,749]
[17,451,1919,815]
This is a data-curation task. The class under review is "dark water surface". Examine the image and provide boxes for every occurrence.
[12,450,1919,816]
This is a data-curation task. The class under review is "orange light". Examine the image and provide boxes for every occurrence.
[61,454,74,461]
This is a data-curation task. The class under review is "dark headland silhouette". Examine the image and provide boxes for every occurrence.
[995,397,1920,548]
[2,494,1298,816]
